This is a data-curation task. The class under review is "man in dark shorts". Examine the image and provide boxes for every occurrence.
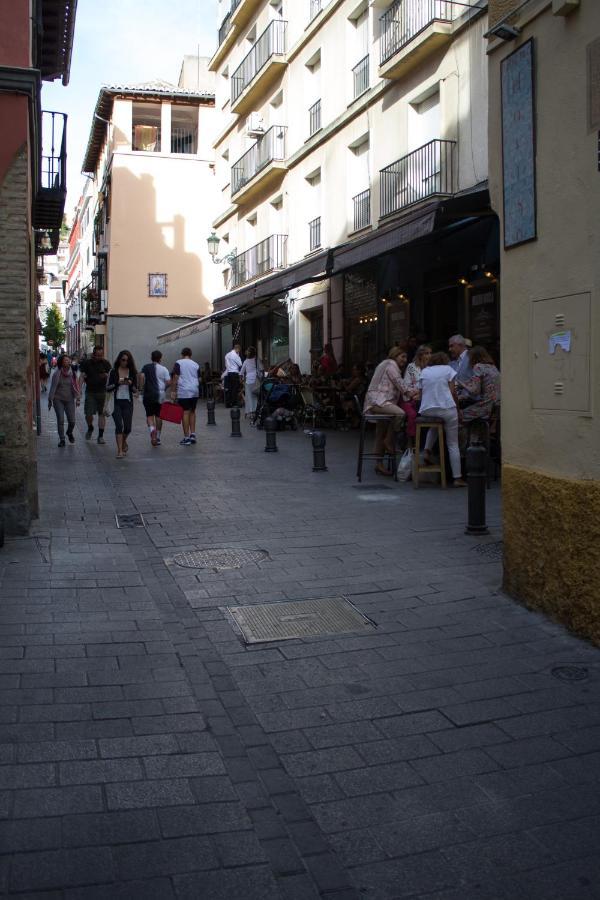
[79,346,111,443]
[171,348,200,446]
[139,350,171,447]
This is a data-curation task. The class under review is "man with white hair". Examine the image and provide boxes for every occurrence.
[448,334,473,383]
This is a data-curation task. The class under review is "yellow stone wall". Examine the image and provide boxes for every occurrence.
[503,466,600,643]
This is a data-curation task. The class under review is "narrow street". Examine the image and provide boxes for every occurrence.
[1,405,599,899]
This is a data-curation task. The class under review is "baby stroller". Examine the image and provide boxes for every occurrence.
[255,379,303,429]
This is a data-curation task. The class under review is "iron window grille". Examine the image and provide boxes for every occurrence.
[309,217,321,251]
[309,99,322,137]
[353,188,371,231]
[352,55,369,100]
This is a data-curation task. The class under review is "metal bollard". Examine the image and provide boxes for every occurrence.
[230,407,242,437]
[312,431,328,472]
[206,399,216,426]
[465,435,489,535]
[264,416,278,452]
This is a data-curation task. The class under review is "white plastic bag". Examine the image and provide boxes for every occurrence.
[397,448,413,482]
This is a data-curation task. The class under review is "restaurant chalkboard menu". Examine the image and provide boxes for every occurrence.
[469,288,498,347]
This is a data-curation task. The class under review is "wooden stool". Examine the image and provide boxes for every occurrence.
[356,413,400,482]
[413,417,447,488]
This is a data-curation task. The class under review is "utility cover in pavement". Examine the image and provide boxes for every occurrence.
[115,513,145,529]
[474,541,503,560]
[173,548,268,571]
[228,596,375,644]
[551,665,589,683]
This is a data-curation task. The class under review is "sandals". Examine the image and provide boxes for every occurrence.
[116,451,125,459]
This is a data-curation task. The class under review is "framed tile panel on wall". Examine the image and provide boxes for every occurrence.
[501,38,536,249]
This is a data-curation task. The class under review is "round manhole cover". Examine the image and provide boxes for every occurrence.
[551,665,589,683]
[172,548,268,571]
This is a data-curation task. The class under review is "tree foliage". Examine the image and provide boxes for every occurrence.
[42,303,65,349]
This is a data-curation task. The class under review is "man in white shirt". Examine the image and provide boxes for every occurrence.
[223,342,243,408]
[171,347,200,446]
[448,334,474,382]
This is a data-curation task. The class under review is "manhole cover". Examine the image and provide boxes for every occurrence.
[474,541,503,560]
[228,596,375,644]
[173,548,268,571]
[551,665,589,683]
[115,513,145,529]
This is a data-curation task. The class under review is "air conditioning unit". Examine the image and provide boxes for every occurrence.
[246,113,265,137]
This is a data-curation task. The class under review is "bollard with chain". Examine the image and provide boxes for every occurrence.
[465,434,489,535]
[312,431,328,472]
[264,416,278,452]
[230,407,241,437]
[206,399,216,426]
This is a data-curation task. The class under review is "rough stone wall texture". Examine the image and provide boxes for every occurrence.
[489,0,522,26]
[503,465,600,644]
[0,145,38,533]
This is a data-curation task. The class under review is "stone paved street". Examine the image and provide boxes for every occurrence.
[1,403,599,898]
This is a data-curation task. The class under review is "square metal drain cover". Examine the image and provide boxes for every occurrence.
[173,548,268,571]
[115,513,145,529]
[228,596,375,644]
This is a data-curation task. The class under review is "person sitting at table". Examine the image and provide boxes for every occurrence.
[319,343,338,376]
[363,347,406,476]
[417,352,466,487]
[289,363,302,384]
[458,345,500,425]
[340,364,367,427]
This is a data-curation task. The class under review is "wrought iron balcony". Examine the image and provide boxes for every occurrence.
[353,55,369,100]
[231,125,287,197]
[231,20,287,107]
[309,0,322,22]
[380,0,454,67]
[309,217,321,252]
[230,234,287,288]
[33,111,67,250]
[309,99,321,137]
[380,139,455,218]
[353,188,371,231]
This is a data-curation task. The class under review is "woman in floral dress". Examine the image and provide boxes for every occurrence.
[458,346,501,423]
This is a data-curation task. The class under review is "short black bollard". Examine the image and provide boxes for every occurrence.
[264,416,278,452]
[230,407,242,437]
[312,431,328,472]
[465,435,489,535]
[206,399,216,426]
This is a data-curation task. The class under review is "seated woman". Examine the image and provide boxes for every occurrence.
[400,344,432,444]
[363,347,406,476]
[458,345,500,424]
[417,352,466,487]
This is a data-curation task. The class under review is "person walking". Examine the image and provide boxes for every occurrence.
[48,354,80,447]
[139,350,171,447]
[223,342,243,408]
[106,350,138,459]
[417,351,466,487]
[240,346,261,421]
[171,347,200,446]
[79,346,111,444]
[39,352,49,393]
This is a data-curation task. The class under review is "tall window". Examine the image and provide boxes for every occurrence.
[132,103,161,152]
[171,106,198,154]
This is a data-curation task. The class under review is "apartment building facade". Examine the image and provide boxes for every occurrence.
[65,178,98,358]
[81,77,221,367]
[0,0,75,533]
[487,0,600,638]
[206,0,496,373]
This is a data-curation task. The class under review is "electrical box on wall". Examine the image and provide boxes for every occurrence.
[530,292,591,413]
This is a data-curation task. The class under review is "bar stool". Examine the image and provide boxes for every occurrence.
[356,411,400,482]
[413,417,447,488]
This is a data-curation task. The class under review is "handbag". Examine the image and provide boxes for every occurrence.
[251,362,264,396]
[159,401,184,424]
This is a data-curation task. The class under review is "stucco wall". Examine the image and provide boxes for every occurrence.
[489,0,523,27]
[107,315,201,372]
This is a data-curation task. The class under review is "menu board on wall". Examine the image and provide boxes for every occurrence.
[501,39,536,248]
[386,303,409,349]
[469,289,497,346]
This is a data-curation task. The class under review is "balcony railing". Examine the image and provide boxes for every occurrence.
[353,188,371,231]
[231,234,287,288]
[309,217,321,251]
[33,110,67,246]
[232,20,287,104]
[309,0,322,21]
[380,139,455,217]
[309,99,321,137]
[218,9,233,45]
[380,0,454,65]
[232,125,287,195]
[352,55,369,99]
[171,127,197,154]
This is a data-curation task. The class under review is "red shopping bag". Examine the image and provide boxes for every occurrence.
[159,401,183,424]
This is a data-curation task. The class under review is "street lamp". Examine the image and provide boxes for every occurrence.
[206,231,237,265]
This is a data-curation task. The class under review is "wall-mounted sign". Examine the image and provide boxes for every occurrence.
[148,273,167,297]
[501,39,536,249]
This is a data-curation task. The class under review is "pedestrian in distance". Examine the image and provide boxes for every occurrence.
[79,346,111,444]
[106,350,138,460]
[223,342,243,408]
[171,347,200,446]
[139,350,171,447]
[48,354,80,447]
[39,352,49,393]
[240,346,261,421]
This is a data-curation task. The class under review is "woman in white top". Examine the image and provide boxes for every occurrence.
[417,351,466,486]
[240,346,261,420]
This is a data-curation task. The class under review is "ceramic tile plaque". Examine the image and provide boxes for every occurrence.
[501,39,536,248]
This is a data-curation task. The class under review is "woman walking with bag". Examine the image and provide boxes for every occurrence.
[48,354,80,447]
[106,350,138,459]
[240,346,261,421]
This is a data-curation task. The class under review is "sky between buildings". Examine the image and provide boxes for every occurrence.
[41,0,218,222]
